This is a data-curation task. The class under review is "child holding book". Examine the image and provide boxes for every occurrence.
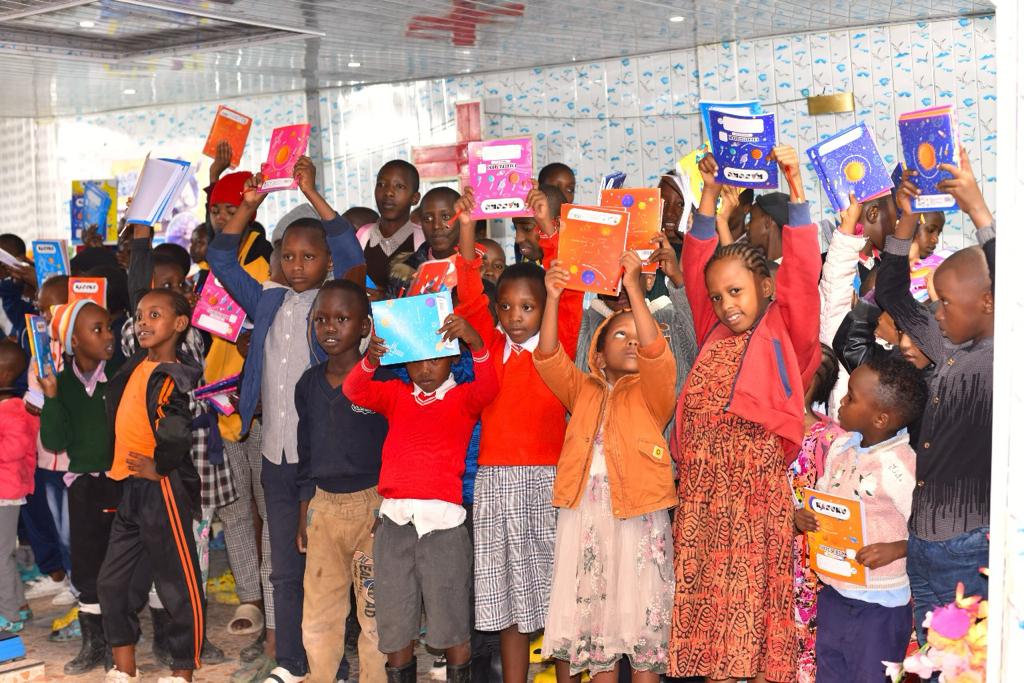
[795,356,927,682]
[207,156,364,683]
[295,280,388,683]
[533,250,677,681]
[39,300,119,674]
[342,310,498,683]
[669,146,822,683]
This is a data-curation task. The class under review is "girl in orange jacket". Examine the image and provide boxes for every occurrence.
[533,250,677,683]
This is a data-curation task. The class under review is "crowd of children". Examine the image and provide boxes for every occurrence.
[0,122,994,683]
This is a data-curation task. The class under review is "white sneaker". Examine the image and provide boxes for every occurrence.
[105,667,141,683]
[156,678,190,683]
[263,666,305,683]
[24,575,68,599]
[51,587,77,606]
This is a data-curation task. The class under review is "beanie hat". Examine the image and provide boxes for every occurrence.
[50,299,93,355]
[209,171,253,207]
[755,192,790,228]
[272,203,320,244]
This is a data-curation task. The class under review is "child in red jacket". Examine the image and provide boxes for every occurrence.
[668,146,822,683]
[0,340,38,632]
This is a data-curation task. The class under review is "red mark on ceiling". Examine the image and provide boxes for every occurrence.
[406,1,525,47]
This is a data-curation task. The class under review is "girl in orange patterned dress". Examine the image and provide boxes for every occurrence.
[668,147,823,683]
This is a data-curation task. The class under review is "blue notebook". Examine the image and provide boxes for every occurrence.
[31,239,69,290]
[898,105,959,212]
[25,314,55,380]
[708,110,778,189]
[699,99,762,142]
[806,123,893,212]
[371,291,459,366]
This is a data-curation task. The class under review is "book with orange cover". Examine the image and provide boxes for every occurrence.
[600,188,662,273]
[557,204,630,296]
[802,487,868,587]
[67,277,107,308]
[408,257,457,296]
[202,106,252,168]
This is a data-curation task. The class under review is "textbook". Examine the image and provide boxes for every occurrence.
[0,249,29,269]
[70,179,117,244]
[910,249,953,303]
[802,487,868,587]
[708,110,778,189]
[67,277,107,308]
[467,137,534,220]
[407,257,457,297]
[806,123,893,213]
[698,99,762,142]
[124,156,195,227]
[599,171,627,196]
[195,373,241,416]
[202,105,252,168]
[600,188,662,273]
[371,291,459,366]
[31,240,69,290]
[898,105,959,212]
[260,123,312,192]
[25,314,56,380]
[192,275,247,342]
[557,204,630,296]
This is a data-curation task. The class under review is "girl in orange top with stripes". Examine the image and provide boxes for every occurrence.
[98,289,204,683]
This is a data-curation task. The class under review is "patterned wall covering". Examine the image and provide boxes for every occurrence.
[3,15,995,253]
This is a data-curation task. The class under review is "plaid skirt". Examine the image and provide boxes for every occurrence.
[473,465,557,633]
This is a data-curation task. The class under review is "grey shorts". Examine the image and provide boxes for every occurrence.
[373,515,472,653]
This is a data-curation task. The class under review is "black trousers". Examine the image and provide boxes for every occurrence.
[68,474,122,606]
[98,473,205,671]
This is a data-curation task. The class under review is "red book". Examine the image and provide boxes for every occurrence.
[202,106,252,168]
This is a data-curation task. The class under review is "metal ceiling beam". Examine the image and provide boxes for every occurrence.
[0,0,93,23]
[114,0,325,37]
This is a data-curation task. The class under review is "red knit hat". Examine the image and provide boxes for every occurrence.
[209,171,253,207]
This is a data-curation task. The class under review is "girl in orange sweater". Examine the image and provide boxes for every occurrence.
[533,251,677,683]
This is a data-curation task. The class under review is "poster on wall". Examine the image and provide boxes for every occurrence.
[70,179,117,244]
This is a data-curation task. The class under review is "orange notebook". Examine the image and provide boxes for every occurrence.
[600,188,663,273]
[408,257,457,296]
[67,277,107,308]
[202,106,252,168]
[802,488,868,587]
[557,204,629,296]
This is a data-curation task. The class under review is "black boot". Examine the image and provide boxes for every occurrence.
[201,635,226,665]
[150,607,173,667]
[63,612,107,675]
[386,660,416,683]
[447,660,472,683]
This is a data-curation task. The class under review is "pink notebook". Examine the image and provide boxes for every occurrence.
[192,275,246,342]
[259,124,311,192]
[467,137,534,220]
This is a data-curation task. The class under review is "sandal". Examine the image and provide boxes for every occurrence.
[228,603,265,636]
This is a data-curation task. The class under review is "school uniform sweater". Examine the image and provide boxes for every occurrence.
[39,366,111,473]
[342,348,499,505]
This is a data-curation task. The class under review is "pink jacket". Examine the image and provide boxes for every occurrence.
[0,397,39,500]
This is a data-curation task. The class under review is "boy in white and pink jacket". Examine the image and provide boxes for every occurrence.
[795,354,928,683]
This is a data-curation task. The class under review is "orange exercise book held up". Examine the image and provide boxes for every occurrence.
[600,187,662,273]
[202,105,252,168]
[557,204,629,296]
[802,487,868,587]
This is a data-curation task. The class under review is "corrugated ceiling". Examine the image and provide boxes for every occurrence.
[0,0,995,118]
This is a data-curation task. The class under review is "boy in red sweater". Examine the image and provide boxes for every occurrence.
[451,187,581,683]
[342,312,498,683]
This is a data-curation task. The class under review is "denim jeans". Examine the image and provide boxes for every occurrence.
[906,527,989,649]
[20,469,70,575]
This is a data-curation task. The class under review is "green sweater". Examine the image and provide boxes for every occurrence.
[39,366,112,474]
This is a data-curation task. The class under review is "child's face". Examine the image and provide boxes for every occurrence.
[861,197,897,251]
[496,278,544,344]
[280,228,331,293]
[72,304,115,363]
[914,214,944,259]
[933,257,993,345]
[420,195,458,257]
[512,219,543,262]
[374,167,420,224]
[37,282,69,324]
[312,289,370,357]
[134,293,188,350]
[838,365,884,435]
[897,330,930,370]
[658,180,685,245]
[152,264,192,300]
[728,200,752,241]
[705,256,774,335]
[546,168,576,204]
[190,227,209,264]
[746,205,778,256]
[209,203,238,233]
[595,313,639,383]
[406,356,453,394]
[480,243,506,284]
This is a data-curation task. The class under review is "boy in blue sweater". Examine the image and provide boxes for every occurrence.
[207,157,365,683]
[294,279,389,683]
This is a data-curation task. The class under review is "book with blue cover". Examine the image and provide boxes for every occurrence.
[806,123,893,212]
[371,291,459,366]
[699,99,762,142]
[898,105,959,212]
[708,110,778,189]
[24,314,55,380]
[71,179,117,244]
[31,239,69,290]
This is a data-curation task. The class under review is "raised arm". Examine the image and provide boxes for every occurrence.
[127,223,155,311]
[623,251,676,424]
[342,333,400,416]
[207,174,266,313]
[832,301,887,373]
[533,263,587,410]
[937,145,994,239]
[683,154,725,343]
[452,189,497,347]
[819,193,866,347]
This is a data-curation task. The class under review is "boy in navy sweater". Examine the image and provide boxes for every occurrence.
[295,280,389,683]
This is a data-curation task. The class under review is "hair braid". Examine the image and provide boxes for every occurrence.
[704,242,772,279]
